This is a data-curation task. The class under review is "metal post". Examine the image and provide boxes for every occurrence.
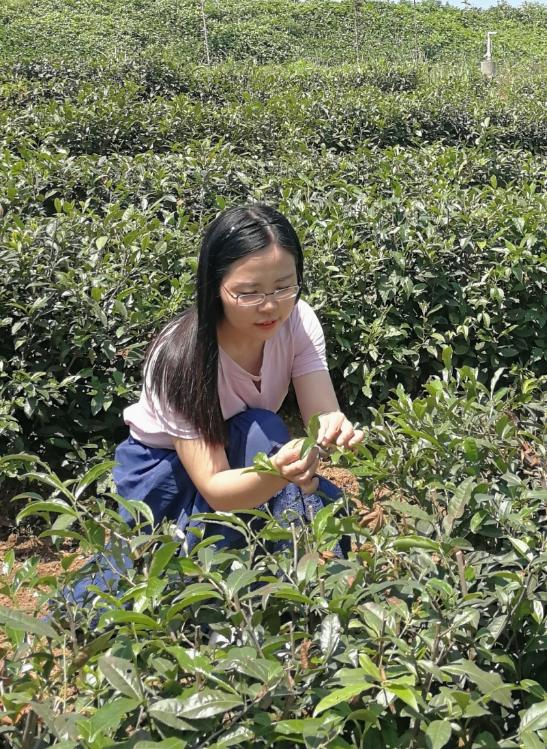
[481,31,497,78]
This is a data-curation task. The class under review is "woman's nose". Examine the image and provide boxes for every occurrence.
[257,293,279,312]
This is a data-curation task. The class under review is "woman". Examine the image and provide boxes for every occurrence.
[114,202,363,553]
[65,203,364,609]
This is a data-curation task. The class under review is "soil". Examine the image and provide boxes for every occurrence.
[0,535,86,615]
[0,465,360,614]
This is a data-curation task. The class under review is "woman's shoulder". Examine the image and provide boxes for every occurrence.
[288,298,323,330]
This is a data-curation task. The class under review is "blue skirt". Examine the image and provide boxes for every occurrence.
[66,408,347,606]
[114,407,344,551]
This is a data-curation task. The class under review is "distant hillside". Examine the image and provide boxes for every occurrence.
[1,0,546,67]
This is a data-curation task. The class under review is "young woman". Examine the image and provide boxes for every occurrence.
[113,202,364,553]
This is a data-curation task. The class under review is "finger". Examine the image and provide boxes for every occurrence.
[283,450,319,481]
[321,413,345,446]
[291,448,319,475]
[295,464,319,485]
[348,429,365,448]
[335,419,356,447]
[278,439,306,465]
[301,476,319,496]
[316,417,329,445]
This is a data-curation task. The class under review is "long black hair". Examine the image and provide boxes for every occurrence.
[143,203,304,445]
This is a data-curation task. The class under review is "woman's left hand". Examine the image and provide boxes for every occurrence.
[316,411,364,451]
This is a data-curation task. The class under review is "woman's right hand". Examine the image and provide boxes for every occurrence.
[271,439,320,495]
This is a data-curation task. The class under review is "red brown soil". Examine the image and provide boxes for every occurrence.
[0,535,86,614]
[319,462,360,497]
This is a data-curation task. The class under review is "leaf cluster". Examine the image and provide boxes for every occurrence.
[0,372,545,748]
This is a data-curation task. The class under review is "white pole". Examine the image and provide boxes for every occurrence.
[485,31,496,61]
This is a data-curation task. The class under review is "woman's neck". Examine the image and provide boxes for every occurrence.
[217,323,264,375]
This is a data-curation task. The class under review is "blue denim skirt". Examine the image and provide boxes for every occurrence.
[64,409,346,607]
[113,407,344,552]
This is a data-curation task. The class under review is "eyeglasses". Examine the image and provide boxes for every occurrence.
[222,284,300,307]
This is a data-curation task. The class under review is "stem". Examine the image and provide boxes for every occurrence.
[455,550,468,596]
[200,0,211,65]
[21,709,38,749]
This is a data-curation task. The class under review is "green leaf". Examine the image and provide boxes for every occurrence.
[392,536,440,553]
[320,613,341,658]
[16,501,78,522]
[177,689,243,720]
[116,497,155,527]
[224,567,259,597]
[75,460,116,499]
[268,584,315,605]
[99,610,161,630]
[443,477,476,534]
[148,698,196,731]
[98,655,144,701]
[83,698,140,741]
[166,584,223,618]
[385,683,419,712]
[384,499,432,524]
[243,451,282,476]
[299,436,317,459]
[425,720,452,749]
[520,700,547,734]
[216,656,283,684]
[0,605,58,640]
[306,413,321,443]
[519,731,545,749]
[442,346,453,370]
[207,726,255,748]
[275,718,326,735]
[314,683,373,716]
[134,740,186,749]
[358,653,382,681]
[165,647,212,673]
[442,660,513,707]
[297,552,320,584]
[0,453,40,470]
[149,541,179,579]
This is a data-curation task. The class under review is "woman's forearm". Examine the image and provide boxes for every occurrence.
[204,467,288,511]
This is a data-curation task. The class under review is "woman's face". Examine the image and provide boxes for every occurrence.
[218,244,299,345]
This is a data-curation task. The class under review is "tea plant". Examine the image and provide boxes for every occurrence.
[1,369,545,747]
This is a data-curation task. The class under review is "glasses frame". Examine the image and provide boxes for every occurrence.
[222,283,301,307]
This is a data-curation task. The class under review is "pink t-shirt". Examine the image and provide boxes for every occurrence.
[123,299,328,448]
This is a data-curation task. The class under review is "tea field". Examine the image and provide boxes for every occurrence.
[0,1,546,747]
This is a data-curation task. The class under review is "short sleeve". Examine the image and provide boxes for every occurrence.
[291,300,329,379]
[141,326,200,440]
[148,390,200,440]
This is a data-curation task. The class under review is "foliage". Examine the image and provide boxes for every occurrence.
[0,370,545,747]
[1,0,546,67]
[0,59,545,474]
[0,4,546,746]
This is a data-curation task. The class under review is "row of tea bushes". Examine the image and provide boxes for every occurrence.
[0,59,423,108]
[1,134,545,469]
[1,0,546,67]
[1,369,545,747]
[1,67,546,156]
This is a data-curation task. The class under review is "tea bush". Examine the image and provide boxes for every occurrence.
[1,0,546,67]
[1,75,545,467]
[1,4,546,745]
[1,369,545,747]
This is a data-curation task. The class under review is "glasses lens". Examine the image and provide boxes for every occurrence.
[238,294,264,306]
[274,285,299,300]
